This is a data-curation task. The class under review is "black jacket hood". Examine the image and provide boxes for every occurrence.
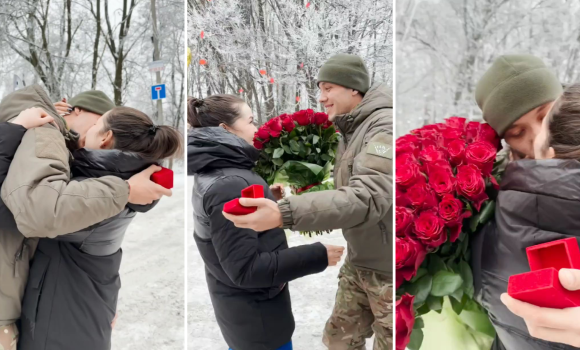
[72,148,158,213]
[187,127,260,175]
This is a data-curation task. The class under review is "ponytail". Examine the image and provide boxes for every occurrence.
[103,106,182,161]
[188,95,245,128]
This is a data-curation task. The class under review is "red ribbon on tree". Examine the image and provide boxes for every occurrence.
[200,31,204,39]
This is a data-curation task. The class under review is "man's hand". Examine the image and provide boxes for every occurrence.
[10,107,55,129]
[324,244,345,266]
[127,165,172,205]
[54,98,72,116]
[222,198,283,232]
[270,183,286,201]
[501,268,580,347]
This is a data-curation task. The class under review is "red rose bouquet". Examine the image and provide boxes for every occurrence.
[395,117,502,350]
[253,109,340,235]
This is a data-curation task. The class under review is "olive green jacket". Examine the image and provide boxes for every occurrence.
[0,85,129,325]
[279,83,393,276]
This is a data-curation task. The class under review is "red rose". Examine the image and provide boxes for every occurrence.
[282,117,296,132]
[292,109,313,126]
[264,117,283,137]
[396,206,415,236]
[396,236,427,283]
[396,294,416,350]
[456,164,488,211]
[445,116,467,130]
[413,210,447,248]
[397,134,421,147]
[396,135,421,157]
[425,159,452,177]
[448,139,466,166]
[322,120,333,129]
[406,183,438,210]
[253,139,264,150]
[313,112,328,125]
[477,123,500,149]
[416,128,442,148]
[396,153,417,168]
[438,194,471,242]
[256,128,270,141]
[442,128,464,146]
[419,145,446,164]
[396,188,411,207]
[465,141,496,176]
[428,169,455,197]
[465,121,479,143]
[396,162,423,189]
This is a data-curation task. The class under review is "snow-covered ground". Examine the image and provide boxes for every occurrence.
[186,177,373,350]
[112,174,186,349]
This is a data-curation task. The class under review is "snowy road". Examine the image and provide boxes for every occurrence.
[112,174,186,349]
[186,177,373,350]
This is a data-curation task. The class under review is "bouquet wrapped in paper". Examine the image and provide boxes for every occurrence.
[253,109,340,235]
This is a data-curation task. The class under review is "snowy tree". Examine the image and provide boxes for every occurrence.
[189,0,393,125]
[397,0,580,135]
[0,0,184,137]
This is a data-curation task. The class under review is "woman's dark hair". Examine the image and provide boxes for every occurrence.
[543,83,580,159]
[188,95,245,128]
[103,106,183,161]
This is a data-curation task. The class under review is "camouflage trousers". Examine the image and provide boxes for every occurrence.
[0,324,17,350]
[323,261,393,350]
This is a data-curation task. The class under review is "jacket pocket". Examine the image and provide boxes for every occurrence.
[21,251,50,337]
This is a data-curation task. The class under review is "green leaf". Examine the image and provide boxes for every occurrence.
[450,287,464,302]
[407,328,424,350]
[440,240,452,255]
[413,317,425,329]
[426,295,443,313]
[430,271,463,297]
[410,268,427,283]
[273,148,284,159]
[460,260,475,298]
[415,303,431,316]
[316,148,321,153]
[312,135,320,145]
[289,140,300,152]
[282,145,292,155]
[264,147,273,154]
[427,255,447,275]
[272,158,284,166]
[321,154,332,162]
[479,200,495,224]
[450,295,465,315]
[407,274,432,305]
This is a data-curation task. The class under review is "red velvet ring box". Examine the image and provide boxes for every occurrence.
[223,185,264,215]
[507,238,580,308]
[150,167,174,189]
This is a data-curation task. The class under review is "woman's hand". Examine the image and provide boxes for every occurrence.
[11,107,55,129]
[270,183,286,201]
[501,268,580,347]
[324,244,345,266]
[54,98,72,116]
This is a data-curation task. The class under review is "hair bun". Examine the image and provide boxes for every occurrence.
[192,98,204,108]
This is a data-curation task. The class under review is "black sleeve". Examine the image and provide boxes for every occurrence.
[205,176,329,289]
[0,122,27,185]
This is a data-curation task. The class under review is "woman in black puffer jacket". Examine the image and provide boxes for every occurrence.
[473,84,580,350]
[188,95,343,350]
[11,106,182,350]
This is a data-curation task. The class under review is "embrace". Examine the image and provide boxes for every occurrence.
[0,86,180,350]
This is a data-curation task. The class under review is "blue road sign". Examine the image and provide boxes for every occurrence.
[151,84,166,100]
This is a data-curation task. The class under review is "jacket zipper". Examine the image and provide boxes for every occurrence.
[378,221,388,245]
[14,238,28,277]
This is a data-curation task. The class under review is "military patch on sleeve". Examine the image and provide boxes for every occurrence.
[367,141,392,159]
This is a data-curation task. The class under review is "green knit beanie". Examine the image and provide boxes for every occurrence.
[69,90,115,116]
[317,54,370,94]
[475,54,563,136]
